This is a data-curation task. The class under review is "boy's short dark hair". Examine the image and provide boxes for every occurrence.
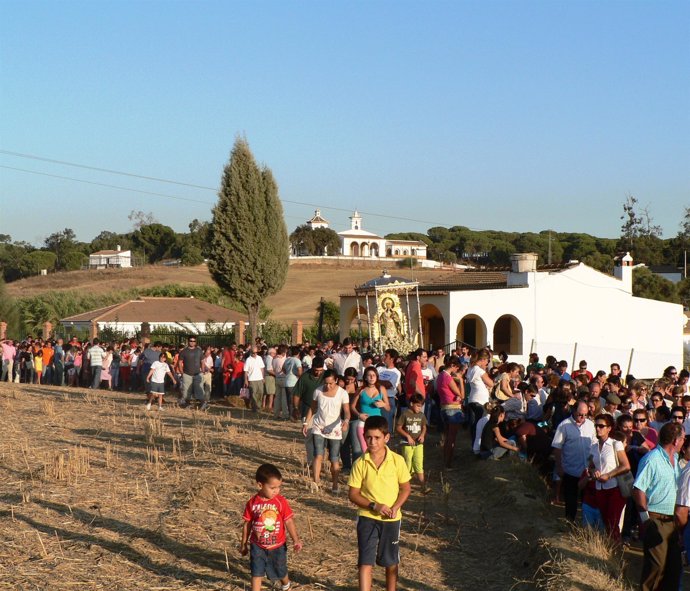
[363,415,389,436]
[256,463,282,484]
[409,393,424,405]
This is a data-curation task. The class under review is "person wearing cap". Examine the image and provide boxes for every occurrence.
[633,422,684,591]
[603,394,622,420]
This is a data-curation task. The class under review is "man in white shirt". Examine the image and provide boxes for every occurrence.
[88,338,106,389]
[552,400,597,522]
[331,338,362,377]
[243,346,265,412]
[377,348,402,432]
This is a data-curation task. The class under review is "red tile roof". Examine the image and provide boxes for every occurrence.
[61,297,246,324]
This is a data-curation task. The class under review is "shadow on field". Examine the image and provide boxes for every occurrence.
[0,501,233,585]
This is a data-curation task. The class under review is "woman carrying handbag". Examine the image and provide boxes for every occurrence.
[590,413,631,541]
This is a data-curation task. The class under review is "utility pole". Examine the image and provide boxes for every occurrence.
[547,231,552,265]
[317,297,325,342]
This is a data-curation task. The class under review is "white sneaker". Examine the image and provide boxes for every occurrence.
[145,403,152,411]
[158,406,163,411]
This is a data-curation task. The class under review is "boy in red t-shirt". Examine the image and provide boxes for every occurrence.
[241,463,303,591]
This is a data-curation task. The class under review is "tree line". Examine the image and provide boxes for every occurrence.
[0,215,211,282]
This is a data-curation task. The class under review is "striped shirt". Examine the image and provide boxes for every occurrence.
[88,345,105,367]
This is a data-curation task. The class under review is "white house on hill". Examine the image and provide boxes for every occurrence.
[88,245,132,269]
[340,252,685,379]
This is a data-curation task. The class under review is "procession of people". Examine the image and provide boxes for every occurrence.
[2,331,689,590]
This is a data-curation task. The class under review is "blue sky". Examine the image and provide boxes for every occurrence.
[1,0,688,246]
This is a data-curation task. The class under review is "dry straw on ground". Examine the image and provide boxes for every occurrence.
[0,382,642,590]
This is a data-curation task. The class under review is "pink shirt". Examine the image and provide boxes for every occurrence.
[1,342,16,361]
[437,370,460,406]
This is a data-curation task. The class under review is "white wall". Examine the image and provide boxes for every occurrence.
[444,265,684,379]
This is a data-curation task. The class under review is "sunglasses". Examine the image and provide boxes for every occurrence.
[595,424,608,429]
[673,415,685,420]
[634,418,647,423]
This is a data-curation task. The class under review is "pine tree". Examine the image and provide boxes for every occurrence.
[208,137,289,340]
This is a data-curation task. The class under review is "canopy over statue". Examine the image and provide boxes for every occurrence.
[351,271,422,355]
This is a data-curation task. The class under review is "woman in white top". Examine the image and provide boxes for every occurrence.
[200,346,214,410]
[590,413,631,541]
[303,369,350,492]
[466,350,494,443]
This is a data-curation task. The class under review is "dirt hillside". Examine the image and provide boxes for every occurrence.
[6,262,450,323]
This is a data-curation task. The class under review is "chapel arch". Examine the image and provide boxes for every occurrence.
[361,242,369,257]
[350,242,359,257]
[456,314,487,349]
[346,305,368,332]
[420,303,445,350]
[492,314,523,355]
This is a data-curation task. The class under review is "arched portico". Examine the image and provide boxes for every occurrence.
[350,243,359,257]
[370,243,379,257]
[456,314,488,349]
[493,314,523,355]
[361,242,369,257]
[420,304,445,350]
[340,304,369,341]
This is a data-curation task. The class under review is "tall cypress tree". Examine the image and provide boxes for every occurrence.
[208,137,289,340]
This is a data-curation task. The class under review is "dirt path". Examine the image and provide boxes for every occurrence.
[0,382,627,590]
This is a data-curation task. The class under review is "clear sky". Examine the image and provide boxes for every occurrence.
[1,0,688,246]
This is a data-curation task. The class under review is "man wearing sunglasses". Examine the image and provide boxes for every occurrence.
[552,400,597,521]
[178,336,203,407]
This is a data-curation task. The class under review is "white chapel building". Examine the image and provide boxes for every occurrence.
[338,210,428,261]
[340,252,685,379]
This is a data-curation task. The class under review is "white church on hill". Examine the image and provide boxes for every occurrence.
[338,210,428,261]
[339,252,685,379]
[300,209,428,261]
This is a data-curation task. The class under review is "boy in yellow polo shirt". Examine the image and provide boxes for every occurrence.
[348,416,411,591]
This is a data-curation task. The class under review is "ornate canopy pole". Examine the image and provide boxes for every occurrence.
[404,288,412,338]
[355,292,363,346]
[416,284,423,348]
[374,284,384,353]
[365,291,372,351]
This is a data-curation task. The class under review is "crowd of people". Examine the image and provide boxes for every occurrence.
[2,333,689,590]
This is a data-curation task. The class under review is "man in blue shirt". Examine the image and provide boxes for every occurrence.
[633,422,684,591]
[52,338,64,386]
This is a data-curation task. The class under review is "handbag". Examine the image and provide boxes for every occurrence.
[320,417,342,435]
[614,444,634,498]
[239,387,251,400]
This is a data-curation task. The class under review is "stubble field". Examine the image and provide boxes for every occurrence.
[0,381,584,591]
